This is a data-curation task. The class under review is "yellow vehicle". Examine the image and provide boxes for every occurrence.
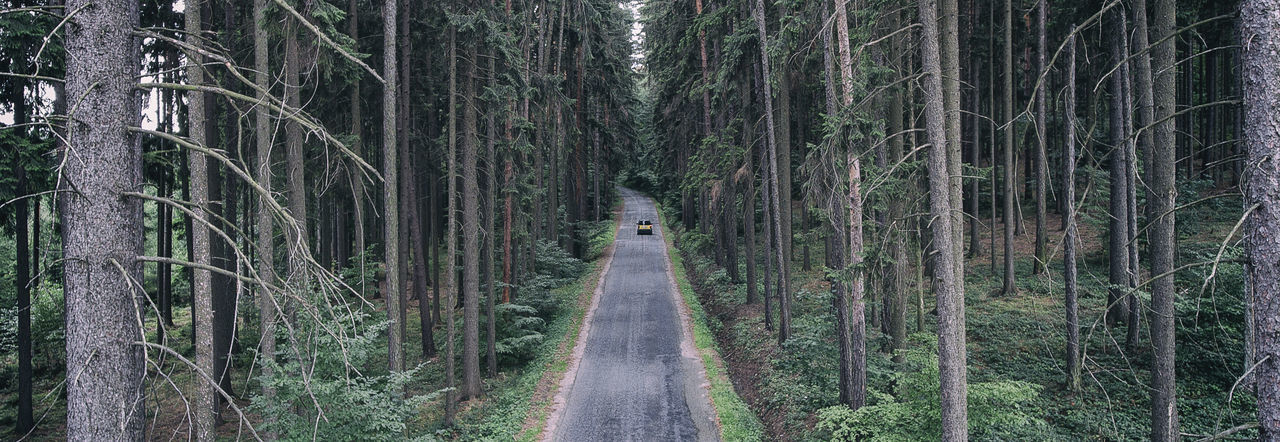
[636,220,653,235]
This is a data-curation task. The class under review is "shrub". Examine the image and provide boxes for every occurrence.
[815,334,1046,441]
[250,312,437,441]
[493,303,545,367]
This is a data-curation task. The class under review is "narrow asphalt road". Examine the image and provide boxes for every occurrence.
[549,188,718,441]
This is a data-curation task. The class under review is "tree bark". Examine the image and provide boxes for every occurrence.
[383,0,404,375]
[62,2,146,438]
[183,0,216,437]
[967,1,983,259]
[284,0,308,293]
[12,73,33,435]
[1149,0,1179,438]
[252,0,277,432]
[941,0,962,278]
[1063,30,1082,393]
[752,0,790,343]
[1240,0,1280,436]
[410,136,435,359]
[485,42,499,378]
[1126,0,1146,351]
[1108,7,1131,329]
[988,0,997,274]
[348,0,366,285]
[743,68,758,305]
[1032,0,1048,274]
[1001,0,1016,296]
[887,5,908,362]
[919,0,969,438]
[444,27,459,423]
[396,0,412,350]
[461,42,483,399]
[833,0,865,410]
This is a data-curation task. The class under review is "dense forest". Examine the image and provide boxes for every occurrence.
[1,0,1279,440]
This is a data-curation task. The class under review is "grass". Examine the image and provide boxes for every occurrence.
[656,203,766,442]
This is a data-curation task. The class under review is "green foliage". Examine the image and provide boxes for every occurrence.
[250,313,437,441]
[533,239,586,283]
[581,219,618,262]
[493,303,545,367]
[677,229,714,256]
[0,281,64,390]
[815,335,1046,441]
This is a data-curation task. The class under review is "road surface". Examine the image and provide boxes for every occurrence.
[548,188,718,441]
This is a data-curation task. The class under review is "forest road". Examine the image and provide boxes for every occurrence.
[547,187,719,442]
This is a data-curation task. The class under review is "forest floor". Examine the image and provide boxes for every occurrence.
[671,189,1256,440]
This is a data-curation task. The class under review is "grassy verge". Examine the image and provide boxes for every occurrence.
[656,205,765,441]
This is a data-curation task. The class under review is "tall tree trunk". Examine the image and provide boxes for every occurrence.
[774,3,793,266]
[988,0,997,274]
[348,0,366,286]
[1241,0,1280,436]
[1032,0,1048,274]
[1133,0,1155,224]
[209,87,237,418]
[778,76,793,276]
[887,5,908,362]
[759,60,773,330]
[485,43,499,378]
[503,4,517,303]
[833,0,865,410]
[160,172,172,331]
[431,169,442,323]
[967,2,983,259]
[941,0,962,277]
[444,27,459,423]
[383,0,404,376]
[284,0,308,295]
[251,0,277,433]
[570,41,587,257]
[184,0,216,437]
[1001,0,1016,296]
[742,69,758,305]
[212,135,238,416]
[12,74,33,435]
[823,0,851,406]
[1063,31,1081,393]
[62,2,145,438]
[396,0,412,351]
[157,68,173,332]
[1127,0,1152,353]
[1149,0,1179,438]
[461,42,483,400]
[752,0,790,343]
[410,138,435,359]
[920,0,969,438]
[1108,7,1131,329]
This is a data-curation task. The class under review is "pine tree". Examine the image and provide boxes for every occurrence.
[1240,0,1280,436]
[919,0,968,438]
[61,0,146,437]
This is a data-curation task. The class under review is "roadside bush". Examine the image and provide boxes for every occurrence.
[493,303,545,367]
[533,239,585,283]
[581,219,616,262]
[815,334,1046,441]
